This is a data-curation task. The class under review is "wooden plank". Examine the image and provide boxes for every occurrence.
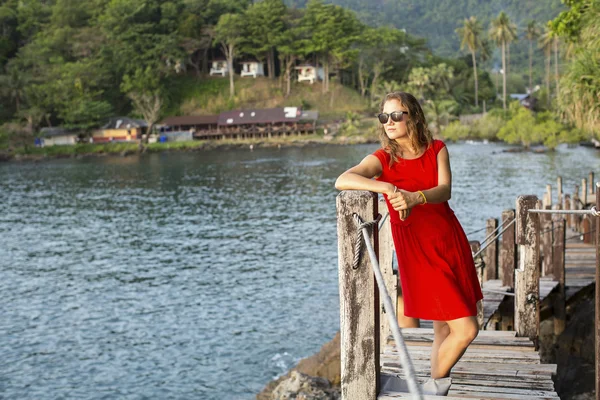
[337,190,378,400]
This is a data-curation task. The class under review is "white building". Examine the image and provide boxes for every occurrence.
[295,65,324,84]
[240,61,264,78]
[209,60,228,77]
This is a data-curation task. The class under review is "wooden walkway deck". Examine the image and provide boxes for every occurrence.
[380,330,557,399]
[377,231,597,399]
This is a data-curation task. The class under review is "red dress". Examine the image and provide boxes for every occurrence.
[372,140,483,321]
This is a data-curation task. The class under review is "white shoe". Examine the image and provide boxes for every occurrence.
[421,377,452,396]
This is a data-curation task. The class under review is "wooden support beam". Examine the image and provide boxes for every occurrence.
[589,172,595,195]
[500,210,516,288]
[484,218,498,282]
[337,191,379,400]
[515,195,540,346]
[582,178,588,205]
[544,184,552,208]
[552,212,566,338]
[378,199,396,349]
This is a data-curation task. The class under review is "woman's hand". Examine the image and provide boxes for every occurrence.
[387,188,422,220]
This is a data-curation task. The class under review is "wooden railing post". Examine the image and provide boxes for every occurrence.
[337,191,379,400]
[573,186,581,232]
[589,172,595,196]
[484,218,498,281]
[552,211,566,338]
[596,183,600,399]
[564,195,572,230]
[378,199,396,348]
[515,195,540,345]
[582,216,593,244]
[538,201,554,277]
[469,241,484,328]
[557,176,563,205]
[582,178,588,206]
[544,184,553,208]
[499,210,516,288]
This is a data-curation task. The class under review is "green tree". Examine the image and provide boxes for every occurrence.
[243,0,287,79]
[551,0,600,136]
[489,12,517,111]
[539,27,554,108]
[277,9,310,97]
[456,16,483,108]
[497,102,536,147]
[214,13,245,98]
[121,67,163,141]
[302,0,360,93]
[525,21,541,93]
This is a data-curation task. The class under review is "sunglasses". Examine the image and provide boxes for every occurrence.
[377,111,408,124]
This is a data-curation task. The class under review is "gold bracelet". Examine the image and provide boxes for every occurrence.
[417,190,427,205]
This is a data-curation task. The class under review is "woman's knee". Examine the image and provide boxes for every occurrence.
[451,319,479,345]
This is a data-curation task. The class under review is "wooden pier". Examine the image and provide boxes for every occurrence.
[336,173,598,400]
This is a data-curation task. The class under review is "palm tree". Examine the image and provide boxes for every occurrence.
[456,16,484,107]
[489,12,518,110]
[525,21,540,93]
[539,27,554,107]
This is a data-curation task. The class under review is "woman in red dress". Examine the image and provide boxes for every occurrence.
[335,91,483,394]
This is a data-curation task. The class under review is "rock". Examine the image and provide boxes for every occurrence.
[257,332,340,400]
[120,149,135,157]
[271,371,340,400]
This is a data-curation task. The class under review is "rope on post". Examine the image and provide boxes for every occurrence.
[352,213,381,270]
[352,213,423,399]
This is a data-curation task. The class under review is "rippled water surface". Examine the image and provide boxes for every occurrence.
[1,142,598,399]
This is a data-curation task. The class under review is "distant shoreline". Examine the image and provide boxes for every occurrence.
[0,135,379,163]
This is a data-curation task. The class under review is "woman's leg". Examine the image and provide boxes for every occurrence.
[430,316,479,379]
[396,292,420,328]
[431,321,451,377]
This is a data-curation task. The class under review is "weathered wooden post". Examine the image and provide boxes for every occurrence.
[499,210,517,288]
[552,209,566,338]
[337,191,379,400]
[574,186,581,232]
[557,176,563,205]
[582,178,588,206]
[589,172,595,196]
[596,183,600,400]
[515,195,540,345]
[470,241,484,328]
[378,199,396,347]
[538,200,554,277]
[564,194,572,229]
[484,218,498,281]
[544,184,553,208]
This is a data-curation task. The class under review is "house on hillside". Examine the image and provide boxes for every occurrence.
[93,117,147,143]
[295,64,324,84]
[38,127,79,146]
[209,60,228,77]
[509,93,538,111]
[240,61,264,78]
[160,115,220,140]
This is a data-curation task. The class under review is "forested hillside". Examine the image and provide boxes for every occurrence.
[286,0,565,58]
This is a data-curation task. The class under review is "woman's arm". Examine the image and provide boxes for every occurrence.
[389,146,452,210]
[335,154,395,195]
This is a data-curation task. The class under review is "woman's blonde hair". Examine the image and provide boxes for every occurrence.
[377,91,432,166]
